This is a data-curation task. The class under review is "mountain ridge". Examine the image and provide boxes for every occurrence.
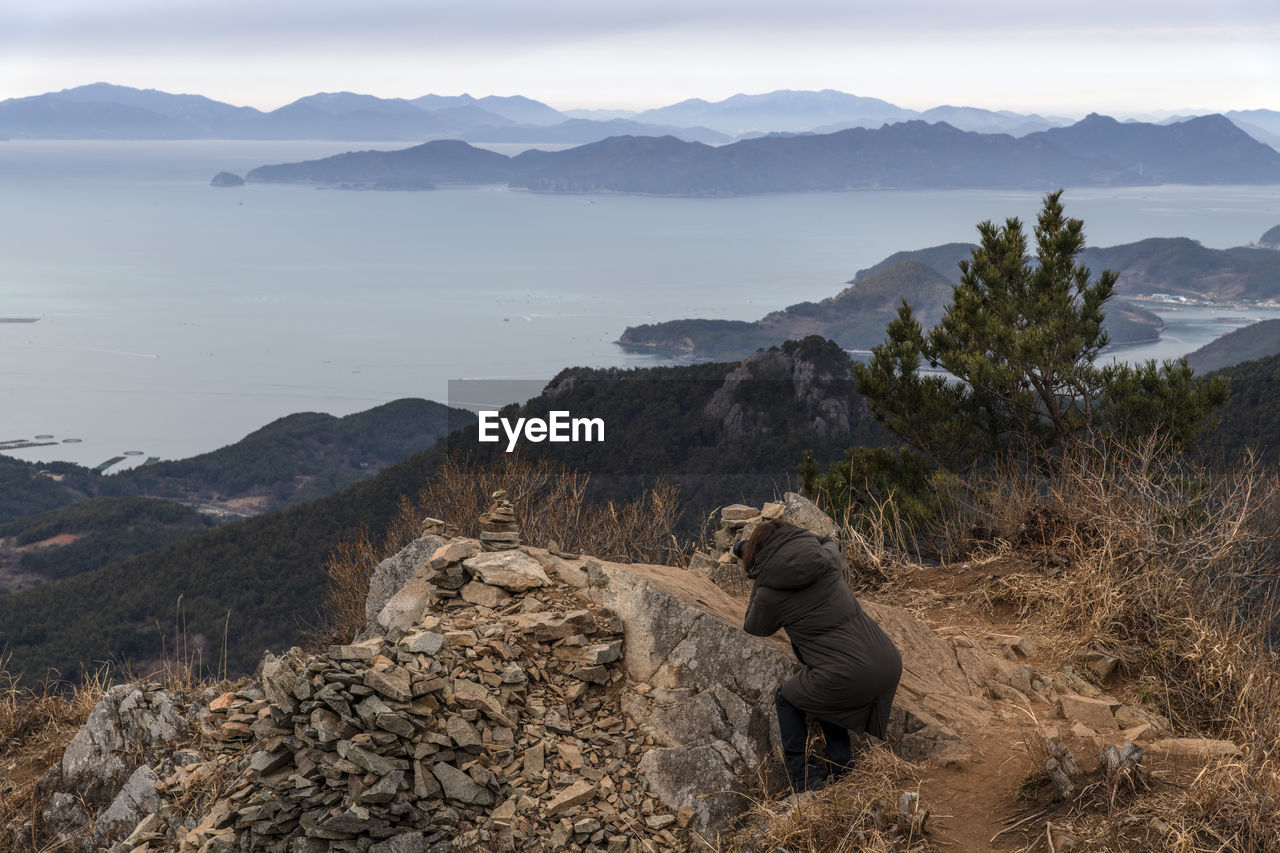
[242,114,1280,195]
[5,84,1279,150]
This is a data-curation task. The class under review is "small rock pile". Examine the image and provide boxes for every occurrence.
[479,491,520,552]
[162,540,688,853]
[687,493,834,594]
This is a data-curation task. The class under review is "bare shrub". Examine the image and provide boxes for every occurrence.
[1156,596,1280,852]
[310,526,383,648]
[962,437,1280,852]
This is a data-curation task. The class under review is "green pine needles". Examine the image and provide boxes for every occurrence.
[852,190,1228,475]
[803,192,1230,552]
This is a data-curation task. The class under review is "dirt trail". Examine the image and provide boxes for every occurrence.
[918,725,1029,852]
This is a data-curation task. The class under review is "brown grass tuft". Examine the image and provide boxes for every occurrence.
[0,658,105,853]
[948,437,1280,852]
[715,746,927,852]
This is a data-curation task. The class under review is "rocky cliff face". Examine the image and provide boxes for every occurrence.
[22,493,1195,852]
[702,337,876,443]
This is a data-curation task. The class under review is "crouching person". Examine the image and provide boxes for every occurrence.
[738,519,902,793]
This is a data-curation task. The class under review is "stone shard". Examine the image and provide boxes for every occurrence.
[1115,704,1171,734]
[545,780,597,816]
[428,539,480,569]
[451,679,511,725]
[503,609,599,642]
[376,574,437,636]
[330,637,385,661]
[431,762,494,806]
[460,580,513,609]
[463,550,550,591]
[365,668,413,703]
[761,501,785,519]
[1079,649,1121,681]
[259,653,299,712]
[1148,738,1242,760]
[337,740,396,776]
[719,504,758,522]
[360,769,406,804]
[371,831,428,853]
[402,631,445,656]
[445,715,482,751]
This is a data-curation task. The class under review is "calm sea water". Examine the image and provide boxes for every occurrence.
[1,140,1278,469]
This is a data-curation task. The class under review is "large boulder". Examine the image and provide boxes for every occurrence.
[47,684,187,804]
[780,491,839,538]
[529,548,995,834]
[361,535,446,636]
[38,683,190,850]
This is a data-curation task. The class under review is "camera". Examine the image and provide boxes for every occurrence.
[731,538,748,559]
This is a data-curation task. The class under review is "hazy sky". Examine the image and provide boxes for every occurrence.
[2,0,1276,116]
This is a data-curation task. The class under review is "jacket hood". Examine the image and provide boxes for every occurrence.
[748,525,840,590]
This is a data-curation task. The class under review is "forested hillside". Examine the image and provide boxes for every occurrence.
[0,339,891,682]
[0,497,215,592]
[1187,319,1280,373]
[99,398,464,510]
[1203,352,1280,464]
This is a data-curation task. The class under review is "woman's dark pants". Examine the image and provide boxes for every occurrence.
[776,688,852,790]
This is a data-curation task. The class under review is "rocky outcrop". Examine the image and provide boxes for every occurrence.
[551,549,995,831]
[1258,223,1280,250]
[361,535,447,638]
[34,682,194,848]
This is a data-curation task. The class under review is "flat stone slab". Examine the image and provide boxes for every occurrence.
[463,550,550,591]
[1148,737,1242,760]
[545,780,597,816]
[1058,693,1118,731]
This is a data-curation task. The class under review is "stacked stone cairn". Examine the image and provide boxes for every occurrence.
[479,491,520,552]
[684,493,844,597]
[685,501,784,594]
[116,537,691,853]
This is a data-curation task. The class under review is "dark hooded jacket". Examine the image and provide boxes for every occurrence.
[744,525,902,736]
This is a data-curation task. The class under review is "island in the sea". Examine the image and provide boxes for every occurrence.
[239,113,1280,196]
[618,236,1280,361]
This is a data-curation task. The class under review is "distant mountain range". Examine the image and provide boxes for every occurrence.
[3,83,1279,151]
[853,236,1280,303]
[242,114,1280,194]
[0,83,726,144]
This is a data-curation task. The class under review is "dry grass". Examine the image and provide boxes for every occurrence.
[946,438,1280,852]
[977,439,1280,732]
[0,658,105,853]
[715,746,928,852]
[312,452,689,645]
[419,453,685,564]
[1156,630,1280,852]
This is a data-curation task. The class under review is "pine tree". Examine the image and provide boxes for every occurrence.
[851,190,1228,474]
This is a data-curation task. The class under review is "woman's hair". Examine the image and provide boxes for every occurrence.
[741,519,795,577]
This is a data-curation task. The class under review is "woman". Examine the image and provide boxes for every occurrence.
[738,519,902,793]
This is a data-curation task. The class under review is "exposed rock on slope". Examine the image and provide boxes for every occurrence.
[27,497,1220,852]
